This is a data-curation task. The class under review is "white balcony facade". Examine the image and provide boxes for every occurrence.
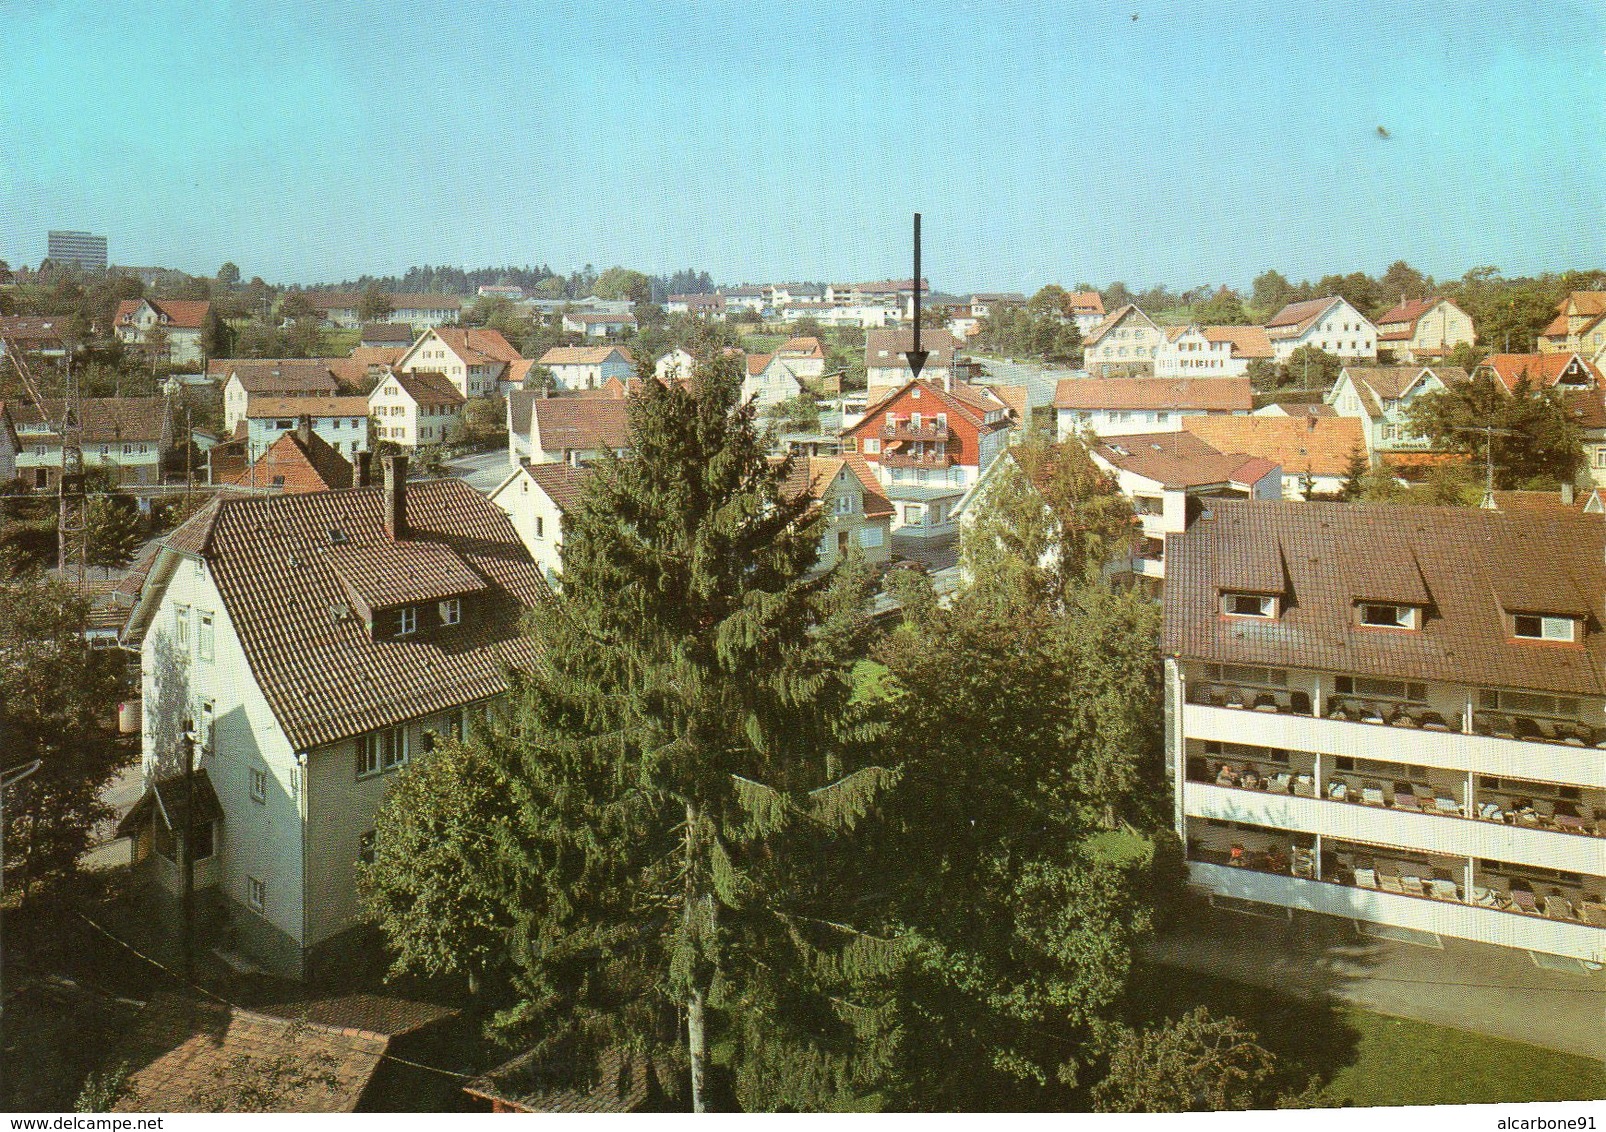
[1188,862,1605,964]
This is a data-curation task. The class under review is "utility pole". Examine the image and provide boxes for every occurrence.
[180,721,197,984]
[1455,424,1515,509]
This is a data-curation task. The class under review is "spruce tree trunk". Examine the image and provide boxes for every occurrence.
[684,799,709,1113]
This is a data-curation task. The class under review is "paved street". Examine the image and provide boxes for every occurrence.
[1146,902,1605,1060]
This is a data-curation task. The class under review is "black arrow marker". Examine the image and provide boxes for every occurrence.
[906,212,929,379]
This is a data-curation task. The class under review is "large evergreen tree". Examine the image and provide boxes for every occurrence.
[366,353,901,1110]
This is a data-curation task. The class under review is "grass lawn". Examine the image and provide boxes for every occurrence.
[1136,963,1604,1107]
[1325,1010,1605,1107]
[740,333,786,354]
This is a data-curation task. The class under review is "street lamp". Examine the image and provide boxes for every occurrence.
[1,758,43,1099]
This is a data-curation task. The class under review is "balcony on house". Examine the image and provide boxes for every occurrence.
[881,420,950,442]
[1183,662,1606,753]
[881,447,955,470]
[1182,817,1606,958]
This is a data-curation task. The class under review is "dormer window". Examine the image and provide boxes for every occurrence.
[1359,603,1421,630]
[439,597,461,626]
[398,606,417,636]
[1514,614,1576,643]
[1223,593,1276,618]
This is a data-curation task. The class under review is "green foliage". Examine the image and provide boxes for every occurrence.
[763,392,821,432]
[360,737,522,988]
[73,1061,130,1112]
[1092,1007,1279,1112]
[277,290,318,322]
[85,492,146,570]
[215,262,241,286]
[1193,287,1251,326]
[0,574,125,902]
[356,283,393,323]
[459,395,507,449]
[960,437,1136,600]
[1406,373,1583,488]
[593,266,652,307]
[1278,344,1343,390]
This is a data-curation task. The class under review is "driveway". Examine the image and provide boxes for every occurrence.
[1146,901,1605,1060]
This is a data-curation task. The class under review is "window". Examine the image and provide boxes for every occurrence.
[248,876,266,913]
[358,725,408,777]
[1593,447,1606,470]
[250,766,267,804]
[1334,675,1427,702]
[1514,614,1575,642]
[196,610,215,660]
[1360,603,1418,629]
[835,492,856,515]
[1133,495,1163,516]
[863,438,879,454]
[398,606,417,635]
[1223,593,1275,618]
[358,830,376,865]
[858,526,884,549]
[439,597,460,626]
[175,604,191,649]
[197,699,215,752]
[1479,689,1579,717]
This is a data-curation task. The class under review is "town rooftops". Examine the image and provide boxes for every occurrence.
[1375,296,1452,334]
[1202,325,1275,358]
[1092,431,1278,491]
[864,329,962,369]
[538,346,633,366]
[1066,290,1106,314]
[526,462,593,510]
[0,315,72,343]
[360,322,415,343]
[774,455,894,519]
[508,392,632,452]
[212,359,343,394]
[1182,414,1366,478]
[464,1045,669,1114]
[245,395,370,419]
[108,993,388,1113]
[1163,499,1606,698]
[776,336,825,358]
[114,298,211,329]
[130,478,547,750]
[8,397,169,444]
[1478,353,1603,393]
[1265,296,1348,335]
[1052,377,1253,413]
[387,370,467,407]
[431,327,523,366]
[746,353,772,377]
[228,426,355,493]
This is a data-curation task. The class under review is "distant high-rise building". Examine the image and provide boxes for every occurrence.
[46,230,107,272]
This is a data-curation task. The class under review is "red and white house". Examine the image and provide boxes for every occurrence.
[841,378,1015,536]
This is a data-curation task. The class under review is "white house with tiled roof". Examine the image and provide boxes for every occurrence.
[1327,365,1469,455]
[7,396,174,490]
[1374,297,1474,363]
[120,461,549,979]
[1155,325,1273,379]
[396,327,523,398]
[245,395,370,461]
[219,360,343,434]
[537,346,635,392]
[1053,377,1253,439]
[114,299,212,365]
[742,353,804,409]
[488,462,592,585]
[1083,305,1164,377]
[368,370,467,448]
[1264,296,1377,362]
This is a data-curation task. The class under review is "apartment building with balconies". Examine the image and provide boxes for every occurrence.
[1163,500,1606,964]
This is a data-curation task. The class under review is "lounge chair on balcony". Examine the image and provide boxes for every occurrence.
[1361,703,1386,725]
[1252,692,1279,712]
[1418,710,1451,732]
[1561,726,1588,747]
[1327,696,1351,720]
[1477,801,1504,822]
[1378,873,1404,894]
[1288,691,1312,716]
[1434,793,1462,816]
[1328,780,1348,801]
[1361,783,1385,806]
[1484,713,1515,739]
[1224,688,1246,709]
[1430,877,1460,901]
[1509,886,1538,913]
[1354,868,1377,889]
[1512,716,1542,741]
[1292,774,1315,797]
[1268,771,1292,793]
[1388,707,1418,728]
[1391,784,1420,811]
[1580,902,1606,927]
[1401,875,1426,897]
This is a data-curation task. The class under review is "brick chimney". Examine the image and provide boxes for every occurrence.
[295,414,313,449]
[383,454,409,540]
[356,450,372,487]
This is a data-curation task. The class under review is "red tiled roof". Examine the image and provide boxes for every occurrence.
[246,395,370,419]
[1479,352,1603,393]
[539,346,633,366]
[1265,296,1342,333]
[214,360,342,396]
[776,336,825,359]
[110,993,387,1113]
[864,329,962,370]
[114,298,211,329]
[1052,377,1252,413]
[464,1046,667,1114]
[1067,290,1105,314]
[1164,500,1606,698]
[386,370,466,407]
[1183,414,1366,477]
[148,479,548,749]
[526,462,592,510]
[841,452,895,518]
[9,396,169,445]
[746,353,772,377]
[508,393,632,453]
[432,327,523,366]
[1092,431,1278,491]
[228,428,355,493]
[1202,325,1274,358]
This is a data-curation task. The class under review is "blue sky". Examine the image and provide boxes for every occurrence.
[3,0,1602,292]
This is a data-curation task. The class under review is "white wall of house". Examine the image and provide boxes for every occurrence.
[548,356,633,392]
[1270,300,1378,362]
[1056,406,1217,439]
[742,360,803,408]
[1155,330,1249,378]
[368,382,462,448]
[488,470,569,585]
[247,414,368,461]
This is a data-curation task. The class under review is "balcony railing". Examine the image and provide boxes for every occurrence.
[1188,761,1604,839]
[1188,680,1606,751]
[881,450,955,470]
[881,422,949,441]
